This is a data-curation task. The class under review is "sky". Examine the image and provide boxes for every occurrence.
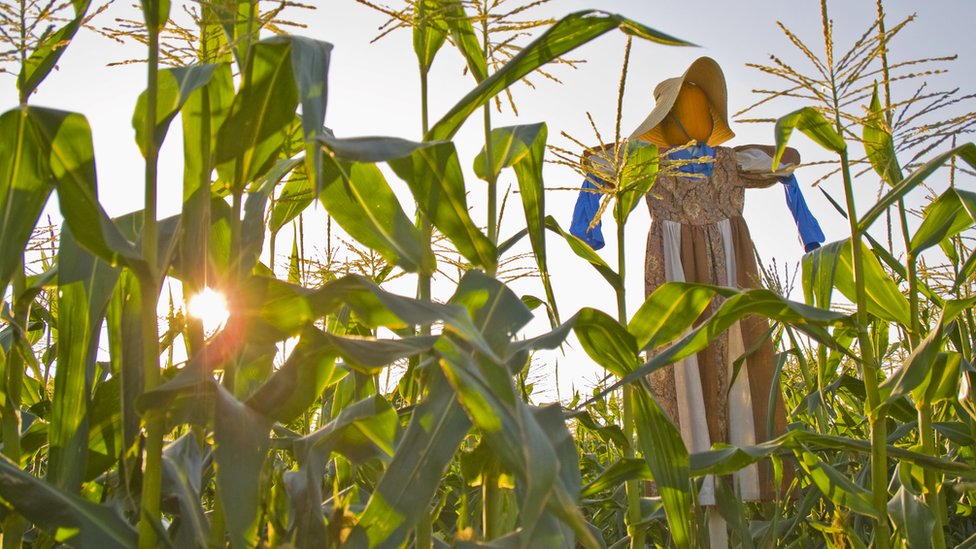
[3,0,974,400]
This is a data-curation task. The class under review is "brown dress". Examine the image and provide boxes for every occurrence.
[644,146,788,502]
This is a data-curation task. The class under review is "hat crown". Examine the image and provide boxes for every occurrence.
[630,57,735,147]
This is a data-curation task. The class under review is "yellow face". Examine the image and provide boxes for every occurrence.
[660,83,714,146]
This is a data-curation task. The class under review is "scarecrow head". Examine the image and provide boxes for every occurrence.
[630,56,735,147]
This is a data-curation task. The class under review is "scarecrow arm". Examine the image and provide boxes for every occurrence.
[733,144,800,188]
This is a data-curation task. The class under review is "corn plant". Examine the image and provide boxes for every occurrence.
[2,1,976,548]
[0,1,699,548]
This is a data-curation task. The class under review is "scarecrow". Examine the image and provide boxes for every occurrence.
[571,56,824,546]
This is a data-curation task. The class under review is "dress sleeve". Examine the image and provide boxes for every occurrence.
[732,145,799,188]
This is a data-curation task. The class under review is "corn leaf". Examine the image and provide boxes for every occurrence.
[545,216,622,291]
[388,140,496,270]
[772,108,846,169]
[633,385,692,548]
[858,142,976,233]
[862,83,903,185]
[0,454,137,549]
[346,369,471,549]
[911,188,976,255]
[427,11,689,140]
[573,308,638,379]
[133,64,220,157]
[318,158,426,274]
[18,0,92,99]
[48,224,119,493]
[214,385,272,549]
[216,39,299,191]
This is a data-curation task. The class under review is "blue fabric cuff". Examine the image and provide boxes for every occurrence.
[780,174,826,253]
[569,177,605,250]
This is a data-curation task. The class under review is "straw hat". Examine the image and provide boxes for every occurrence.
[629,57,735,147]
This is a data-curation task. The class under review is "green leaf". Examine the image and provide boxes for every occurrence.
[880,318,945,407]
[772,107,846,168]
[413,0,448,73]
[473,123,541,182]
[888,484,935,549]
[17,0,92,99]
[633,385,692,548]
[428,10,690,140]
[798,450,878,519]
[240,157,303,273]
[48,224,120,493]
[133,64,220,157]
[858,142,976,232]
[487,124,560,324]
[691,430,976,479]
[271,36,333,184]
[388,140,496,269]
[910,188,976,255]
[106,269,145,451]
[347,369,471,549]
[160,433,210,549]
[320,331,439,374]
[614,141,659,224]
[590,285,847,404]
[285,395,397,549]
[440,0,487,83]
[573,308,638,378]
[580,458,652,499]
[0,109,55,292]
[450,263,533,359]
[955,247,976,291]
[545,215,621,290]
[214,385,271,549]
[318,158,426,273]
[882,298,975,407]
[802,238,910,326]
[314,133,496,268]
[0,453,138,548]
[29,108,141,266]
[269,165,313,234]
[628,282,716,350]
[299,394,398,464]
[180,62,234,287]
[241,274,500,360]
[934,420,975,446]
[140,0,171,30]
[435,339,598,548]
[216,39,299,191]
[246,326,344,423]
[862,83,903,185]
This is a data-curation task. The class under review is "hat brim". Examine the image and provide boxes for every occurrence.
[629,57,735,147]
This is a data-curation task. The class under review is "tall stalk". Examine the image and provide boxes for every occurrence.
[617,215,643,549]
[480,11,498,252]
[3,6,32,546]
[819,4,889,546]
[875,2,944,543]
[414,2,434,545]
[137,2,163,546]
[609,37,644,549]
[2,266,28,549]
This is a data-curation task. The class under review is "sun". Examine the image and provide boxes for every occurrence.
[187,287,230,334]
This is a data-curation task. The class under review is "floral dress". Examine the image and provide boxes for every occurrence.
[644,146,788,503]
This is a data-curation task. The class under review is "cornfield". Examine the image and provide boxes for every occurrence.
[0,1,975,548]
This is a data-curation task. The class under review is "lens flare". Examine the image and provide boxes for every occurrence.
[188,287,229,334]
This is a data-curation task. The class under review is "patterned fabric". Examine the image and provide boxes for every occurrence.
[644,145,789,501]
[646,147,746,225]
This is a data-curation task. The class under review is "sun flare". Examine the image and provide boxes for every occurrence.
[188,287,229,334]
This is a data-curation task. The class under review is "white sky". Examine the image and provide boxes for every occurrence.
[3,1,974,400]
